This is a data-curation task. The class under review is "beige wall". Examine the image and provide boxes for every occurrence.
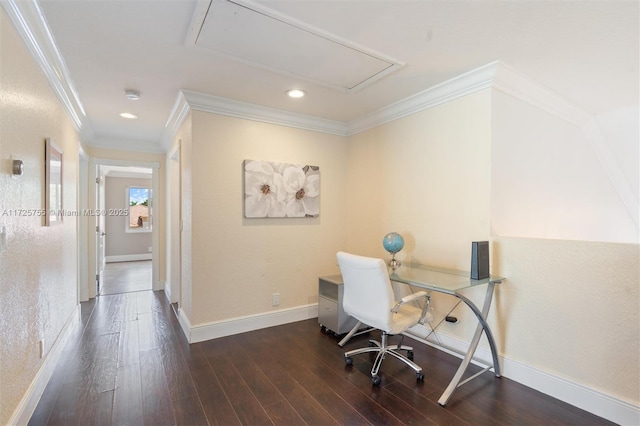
[0,8,80,424]
[346,90,492,268]
[491,91,637,243]
[187,111,348,325]
[493,237,639,404]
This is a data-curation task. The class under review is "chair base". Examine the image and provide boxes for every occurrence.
[344,332,424,385]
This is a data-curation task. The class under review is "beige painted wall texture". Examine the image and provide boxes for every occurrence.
[493,237,639,404]
[491,91,637,243]
[0,9,80,424]
[188,112,348,325]
[346,90,492,269]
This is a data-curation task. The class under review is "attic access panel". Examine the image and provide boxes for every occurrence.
[190,0,403,91]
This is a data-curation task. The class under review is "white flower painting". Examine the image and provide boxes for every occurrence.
[244,159,320,218]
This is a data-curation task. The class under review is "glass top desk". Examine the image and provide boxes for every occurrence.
[389,263,504,406]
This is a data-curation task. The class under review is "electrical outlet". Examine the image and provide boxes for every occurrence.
[39,339,45,358]
[148,246,152,252]
[272,293,280,306]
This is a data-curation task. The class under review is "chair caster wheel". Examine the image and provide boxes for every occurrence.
[372,375,381,386]
[407,351,414,360]
[345,357,353,366]
[416,372,424,381]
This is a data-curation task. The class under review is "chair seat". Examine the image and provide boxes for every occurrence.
[388,304,424,335]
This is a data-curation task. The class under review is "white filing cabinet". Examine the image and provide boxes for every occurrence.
[318,274,358,335]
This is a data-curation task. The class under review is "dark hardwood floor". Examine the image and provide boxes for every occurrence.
[29,290,613,426]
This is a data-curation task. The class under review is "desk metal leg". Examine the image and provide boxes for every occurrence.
[338,321,362,347]
[438,281,500,406]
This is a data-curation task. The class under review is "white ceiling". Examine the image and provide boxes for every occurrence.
[33,0,638,152]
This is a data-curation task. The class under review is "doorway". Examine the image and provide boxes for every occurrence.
[99,165,153,295]
[86,158,160,299]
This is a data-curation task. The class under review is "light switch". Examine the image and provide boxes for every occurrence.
[0,226,6,252]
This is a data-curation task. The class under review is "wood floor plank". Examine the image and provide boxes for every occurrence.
[137,312,159,352]
[262,400,307,426]
[226,334,339,426]
[216,336,284,408]
[181,342,242,426]
[236,331,372,426]
[118,315,140,367]
[171,394,209,426]
[112,363,144,426]
[139,349,176,426]
[202,340,274,426]
[384,382,469,426]
[77,390,114,426]
[159,337,198,402]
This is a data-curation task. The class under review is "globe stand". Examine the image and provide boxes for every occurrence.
[388,253,401,270]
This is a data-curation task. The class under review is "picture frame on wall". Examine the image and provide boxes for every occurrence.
[243,159,320,218]
[45,138,63,226]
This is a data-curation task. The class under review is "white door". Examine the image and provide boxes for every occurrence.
[95,168,106,294]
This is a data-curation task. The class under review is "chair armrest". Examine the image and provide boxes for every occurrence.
[391,290,429,313]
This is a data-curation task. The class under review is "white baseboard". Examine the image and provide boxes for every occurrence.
[178,307,192,342]
[405,324,640,426]
[186,303,319,343]
[105,254,152,263]
[8,305,81,425]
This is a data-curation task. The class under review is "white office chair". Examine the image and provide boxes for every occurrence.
[337,251,432,385]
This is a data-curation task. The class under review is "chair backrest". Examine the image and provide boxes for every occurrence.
[337,251,396,332]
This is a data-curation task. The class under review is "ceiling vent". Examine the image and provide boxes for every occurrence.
[187,0,403,92]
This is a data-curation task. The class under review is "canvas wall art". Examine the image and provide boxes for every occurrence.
[244,159,320,218]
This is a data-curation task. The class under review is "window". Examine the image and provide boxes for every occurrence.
[127,187,152,232]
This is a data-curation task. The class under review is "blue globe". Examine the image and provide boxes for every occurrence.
[383,232,404,254]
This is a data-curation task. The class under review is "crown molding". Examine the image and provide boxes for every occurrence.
[90,137,166,154]
[2,0,91,138]
[347,61,500,135]
[181,90,349,136]
[160,91,192,151]
[491,61,592,128]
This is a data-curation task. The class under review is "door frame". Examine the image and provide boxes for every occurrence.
[86,157,161,299]
[77,147,90,302]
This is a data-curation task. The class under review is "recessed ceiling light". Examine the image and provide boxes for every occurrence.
[120,112,138,119]
[125,89,141,101]
[286,89,306,98]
